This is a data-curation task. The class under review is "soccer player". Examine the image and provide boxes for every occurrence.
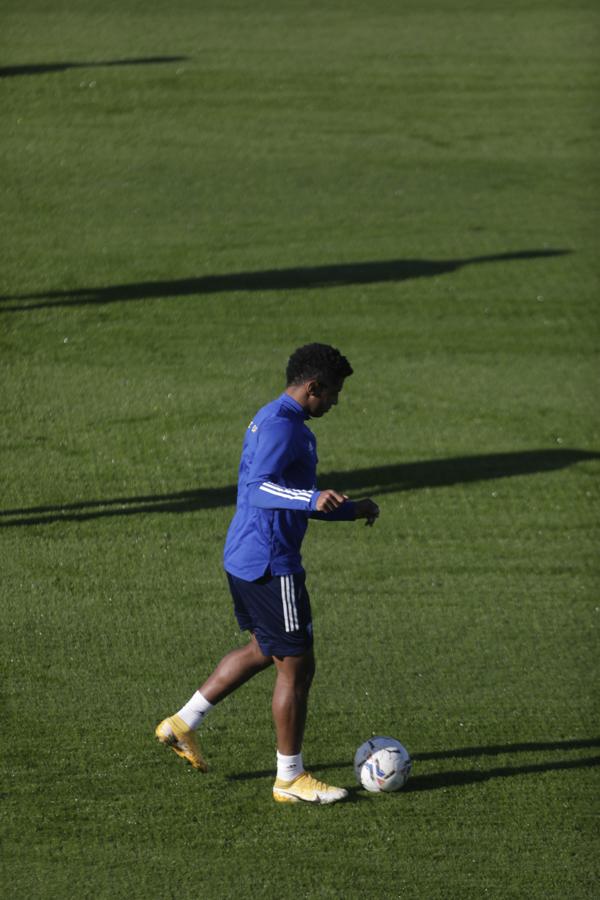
[156,343,379,804]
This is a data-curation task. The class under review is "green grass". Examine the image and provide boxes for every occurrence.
[1,1,599,897]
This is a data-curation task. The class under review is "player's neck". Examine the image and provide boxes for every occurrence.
[284,385,309,410]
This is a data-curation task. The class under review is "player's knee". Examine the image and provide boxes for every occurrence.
[275,651,314,689]
[295,652,315,693]
[305,654,315,688]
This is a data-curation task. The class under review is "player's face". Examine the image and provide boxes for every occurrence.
[307,378,344,417]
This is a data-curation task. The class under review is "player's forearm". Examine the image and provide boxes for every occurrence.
[309,500,357,521]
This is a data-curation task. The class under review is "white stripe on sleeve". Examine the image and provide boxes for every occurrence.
[261,481,313,498]
[259,482,313,502]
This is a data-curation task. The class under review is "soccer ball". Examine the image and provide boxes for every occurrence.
[354,736,412,793]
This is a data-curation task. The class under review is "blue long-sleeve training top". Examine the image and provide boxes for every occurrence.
[223,392,356,580]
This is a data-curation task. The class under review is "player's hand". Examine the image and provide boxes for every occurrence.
[316,489,349,513]
[354,498,380,526]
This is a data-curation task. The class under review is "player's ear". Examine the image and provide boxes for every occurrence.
[306,379,322,398]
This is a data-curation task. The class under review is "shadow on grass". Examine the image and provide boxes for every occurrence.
[0,57,188,78]
[0,249,570,312]
[1,448,597,528]
[405,755,600,793]
[228,737,600,791]
[407,736,600,792]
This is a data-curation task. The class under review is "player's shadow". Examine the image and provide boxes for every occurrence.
[0,448,597,528]
[228,737,600,791]
[0,57,188,78]
[0,248,570,313]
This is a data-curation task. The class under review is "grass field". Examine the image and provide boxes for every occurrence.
[1,1,599,897]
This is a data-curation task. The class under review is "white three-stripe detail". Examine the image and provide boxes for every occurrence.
[281,576,299,632]
[281,577,290,631]
[263,481,312,497]
[288,576,298,630]
[259,482,313,502]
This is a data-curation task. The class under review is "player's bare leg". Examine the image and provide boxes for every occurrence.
[271,650,315,754]
[199,634,273,704]
[156,635,272,770]
[271,649,348,804]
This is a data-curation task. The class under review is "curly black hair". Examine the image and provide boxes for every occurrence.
[286,343,353,386]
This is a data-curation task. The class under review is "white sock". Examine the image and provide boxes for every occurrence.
[276,751,305,782]
[176,691,214,730]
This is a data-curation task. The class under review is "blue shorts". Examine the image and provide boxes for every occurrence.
[226,570,313,658]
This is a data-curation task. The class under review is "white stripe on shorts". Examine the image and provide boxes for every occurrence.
[289,576,299,630]
[281,575,299,632]
[280,576,290,632]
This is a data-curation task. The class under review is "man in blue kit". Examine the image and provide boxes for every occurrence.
[156,343,379,804]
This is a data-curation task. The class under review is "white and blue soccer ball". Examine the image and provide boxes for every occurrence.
[354,736,412,792]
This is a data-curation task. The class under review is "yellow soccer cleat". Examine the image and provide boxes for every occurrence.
[155,714,208,772]
[273,771,348,805]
